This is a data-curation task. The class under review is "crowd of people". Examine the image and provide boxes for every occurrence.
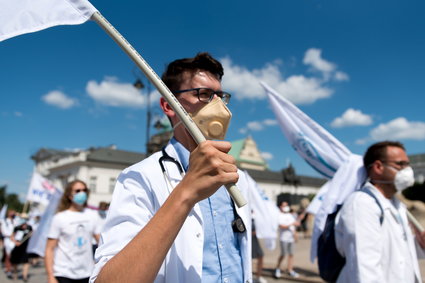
[1,52,424,283]
[0,183,108,283]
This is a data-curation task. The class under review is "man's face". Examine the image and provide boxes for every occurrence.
[380,146,410,185]
[164,70,223,149]
[175,71,222,115]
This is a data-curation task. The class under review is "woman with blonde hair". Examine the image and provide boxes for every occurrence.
[45,180,100,283]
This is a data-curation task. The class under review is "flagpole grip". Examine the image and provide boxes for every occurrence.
[91,12,246,207]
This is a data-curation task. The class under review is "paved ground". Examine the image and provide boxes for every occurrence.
[2,237,425,282]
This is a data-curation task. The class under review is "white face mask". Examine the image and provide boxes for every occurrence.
[391,166,415,191]
[282,206,290,213]
[174,98,232,140]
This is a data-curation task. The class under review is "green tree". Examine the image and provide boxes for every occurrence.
[0,185,24,212]
[0,185,6,206]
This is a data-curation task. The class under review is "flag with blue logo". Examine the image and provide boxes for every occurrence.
[0,0,97,42]
[26,186,62,257]
[261,82,350,180]
[262,82,366,260]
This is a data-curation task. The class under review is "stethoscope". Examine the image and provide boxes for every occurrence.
[159,147,185,192]
[159,146,246,233]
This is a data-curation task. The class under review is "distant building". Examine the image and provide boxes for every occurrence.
[31,145,145,205]
[229,136,268,171]
[31,136,326,207]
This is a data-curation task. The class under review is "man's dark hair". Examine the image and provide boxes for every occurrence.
[363,141,405,173]
[161,52,224,91]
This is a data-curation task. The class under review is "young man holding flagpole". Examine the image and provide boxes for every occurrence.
[91,52,253,283]
[1,2,258,281]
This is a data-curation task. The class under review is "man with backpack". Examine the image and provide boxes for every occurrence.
[333,141,425,283]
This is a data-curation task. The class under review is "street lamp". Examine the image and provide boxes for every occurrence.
[133,78,152,154]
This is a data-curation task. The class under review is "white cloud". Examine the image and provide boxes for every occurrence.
[356,117,425,144]
[246,121,264,131]
[14,112,23,117]
[86,77,147,108]
[261,151,274,160]
[369,117,425,141]
[303,48,349,82]
[263,119,278,126]
[331,108,373,128]
[303,48,336,73]
[42,90,77,109]
[334,71,349,81]
[221,57,334,104]
[239,119,278,134]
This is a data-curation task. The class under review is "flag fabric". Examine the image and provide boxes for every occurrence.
[0,0,97,42]
[261,82,350,180]
[26,172,58,206]
[244,171,280,250]
[26,187,62,257]
[0,204,7,220]
[262,82,367,261]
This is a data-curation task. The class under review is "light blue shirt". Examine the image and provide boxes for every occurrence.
[171,138,243,283]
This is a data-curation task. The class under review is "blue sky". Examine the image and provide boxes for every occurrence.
[1,0,425,199]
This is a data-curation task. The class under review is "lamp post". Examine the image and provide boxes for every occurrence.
[133,78,152,154]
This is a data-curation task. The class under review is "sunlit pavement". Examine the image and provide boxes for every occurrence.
[2,237,425,282]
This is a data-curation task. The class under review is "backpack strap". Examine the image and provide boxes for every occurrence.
[359,188,384,225]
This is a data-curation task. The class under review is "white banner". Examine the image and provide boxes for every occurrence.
[262,82,367,261]
[0,0,97,42]
[26,172,58,205]
[262,82,350,180]
[0,204,7,220]
[26,187,62,257]
[244,171,280,250]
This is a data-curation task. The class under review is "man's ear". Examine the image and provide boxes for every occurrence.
[160,97,175,118]
[373,160,385,175]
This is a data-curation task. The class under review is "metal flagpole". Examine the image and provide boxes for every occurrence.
[90,12,246,207]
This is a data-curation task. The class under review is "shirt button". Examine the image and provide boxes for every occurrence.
[218,243,223,249]
[213,210,217,216]
[223,278,229,283]
[196,233,201,238]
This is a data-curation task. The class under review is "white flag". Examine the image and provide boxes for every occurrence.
[26,172,58,206]
[0,204,7,220]
[26,187,62,257]
[262,82,350,179]
[262,82,367,261]
[0,0,97,42]
[244,171,280,250]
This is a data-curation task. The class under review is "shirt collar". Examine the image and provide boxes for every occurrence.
[170,138,190,171]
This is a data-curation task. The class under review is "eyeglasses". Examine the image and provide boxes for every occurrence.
[381,160,410,168]
[73,188,88,194]
[173,88,231,105]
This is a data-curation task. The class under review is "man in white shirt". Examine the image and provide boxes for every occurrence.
[91,52,252,283]
[335,141,425,283]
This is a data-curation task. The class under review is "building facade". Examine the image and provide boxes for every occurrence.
[31,145,145,206]
[30,137,326,208]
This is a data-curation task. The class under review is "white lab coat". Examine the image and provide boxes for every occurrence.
[90,142,252,283]
[335,182,424,283]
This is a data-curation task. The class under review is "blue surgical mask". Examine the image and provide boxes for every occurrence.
[73,192,88,206]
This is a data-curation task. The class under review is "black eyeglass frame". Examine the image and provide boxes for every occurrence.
[173,88,231,105]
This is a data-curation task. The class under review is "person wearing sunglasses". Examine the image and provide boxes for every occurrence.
[45,180,101,283]
[334,141,425,283]
[92,53,254,283]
